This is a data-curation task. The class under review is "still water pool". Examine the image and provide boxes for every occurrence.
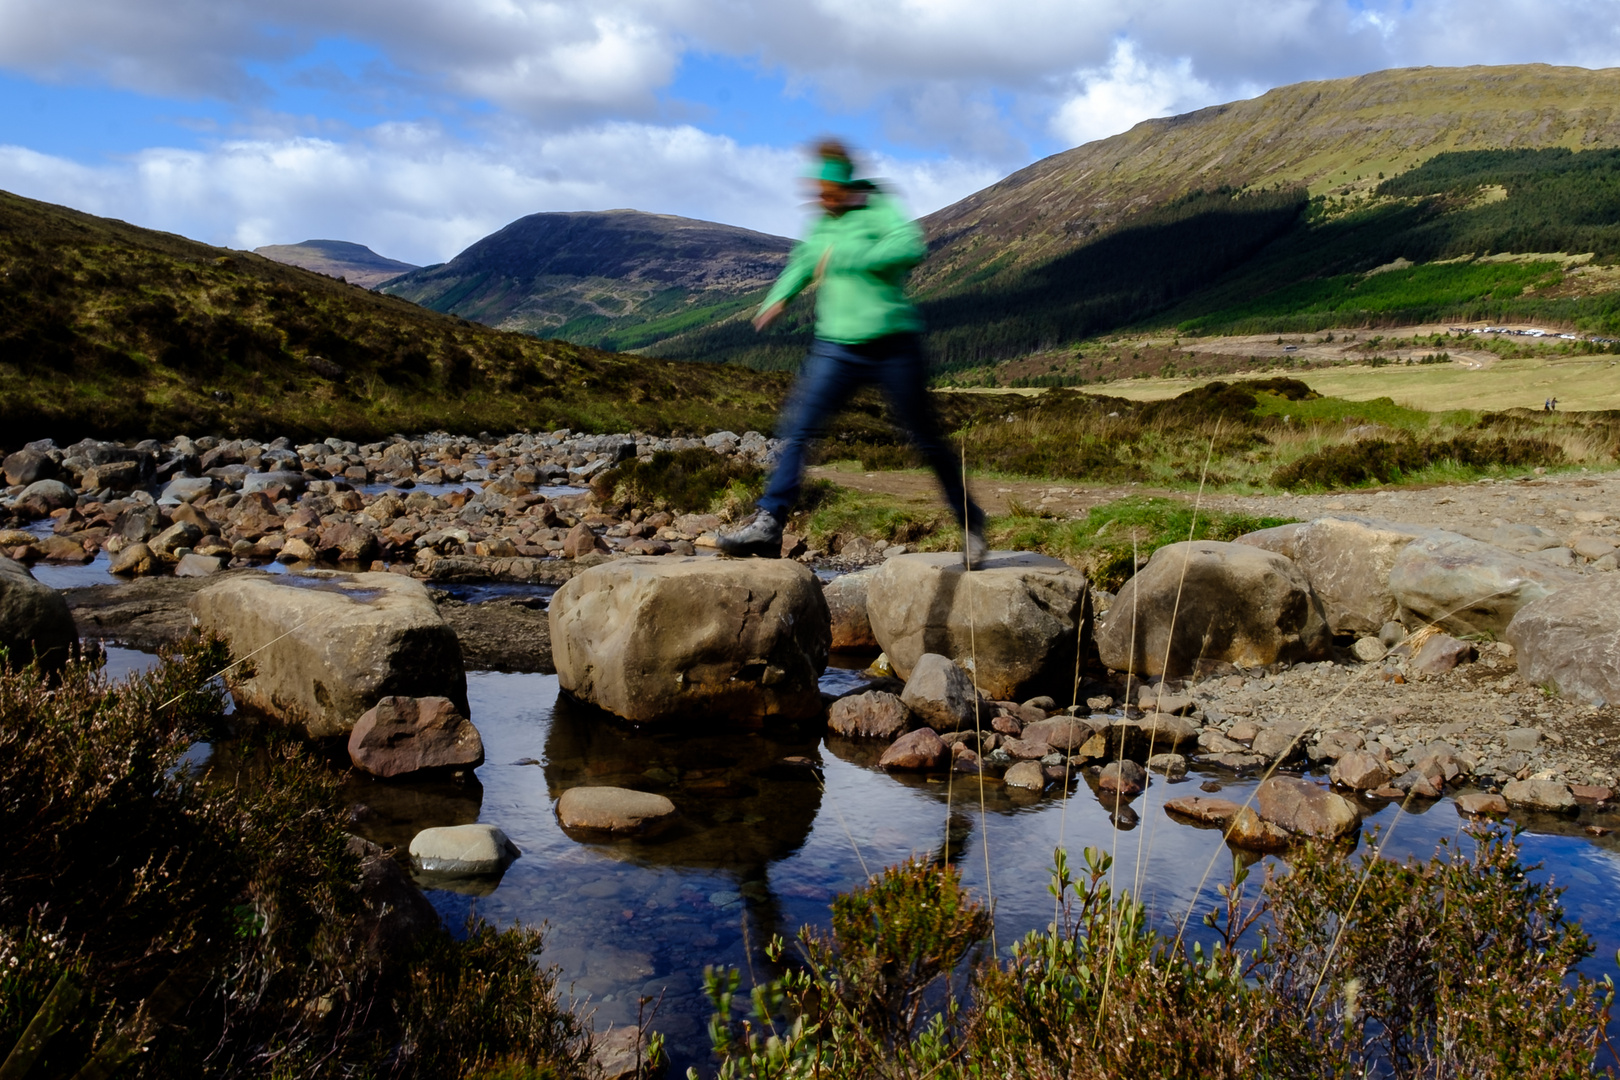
[329,666,1620,1076]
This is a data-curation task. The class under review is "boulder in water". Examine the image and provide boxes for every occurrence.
[409,824,519,874]
[348,695,484,778]
[556,786,678,834]
[191,570,467,737]
[823,566,879,651]
[0,557,77,670]
[828,690,911,739]
[548,556,829,723]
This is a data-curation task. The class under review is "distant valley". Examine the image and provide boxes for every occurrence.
[379,210,792,354]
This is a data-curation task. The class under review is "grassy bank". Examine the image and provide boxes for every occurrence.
[815,379,1613,496]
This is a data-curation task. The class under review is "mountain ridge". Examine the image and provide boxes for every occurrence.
[0,189,788,443]
[254,239,420,289]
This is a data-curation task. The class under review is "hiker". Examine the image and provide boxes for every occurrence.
[1545,399,1552,411]
[716,139,987,567]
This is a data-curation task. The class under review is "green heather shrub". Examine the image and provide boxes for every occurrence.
[591,447,764,514]
[696,838,1615,1079]
[1271,434,1564,490]
[0,639,591,1079]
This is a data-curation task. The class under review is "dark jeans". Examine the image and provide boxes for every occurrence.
[757,334,983,529]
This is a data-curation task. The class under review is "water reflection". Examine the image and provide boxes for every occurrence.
[541,693,825,870]
[343,772,486,851]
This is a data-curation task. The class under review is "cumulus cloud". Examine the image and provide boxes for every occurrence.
[1050,41,1220,148]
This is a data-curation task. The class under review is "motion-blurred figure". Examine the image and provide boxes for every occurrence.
[717,140,987,567]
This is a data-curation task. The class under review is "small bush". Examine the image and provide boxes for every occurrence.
[698,835,1617,1079]
[1271,434,1565,489]
[592,447,764,514]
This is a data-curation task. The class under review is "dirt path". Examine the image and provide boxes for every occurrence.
[810,465,1620,540]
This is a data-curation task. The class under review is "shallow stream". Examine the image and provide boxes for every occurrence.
[103,616,1620,1075]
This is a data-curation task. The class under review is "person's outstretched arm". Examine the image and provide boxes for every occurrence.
[755,238,821,330]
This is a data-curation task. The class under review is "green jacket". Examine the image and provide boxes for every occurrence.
[759,192,925,344]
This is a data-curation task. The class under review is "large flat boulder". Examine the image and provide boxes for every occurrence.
[548,556,829,723]
[1389,533,1579,637]
[0,557,77,670]
[865,551,1087,701]
[1290,515,1438,634]
[1095,541,1329,678]
[191,570,467,737]
[1506,576,1620,706]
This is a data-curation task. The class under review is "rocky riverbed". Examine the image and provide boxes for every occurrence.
[4,425,1618,828]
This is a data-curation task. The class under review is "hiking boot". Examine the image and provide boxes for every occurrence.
[964,522,989,570]
[716,509,784,558]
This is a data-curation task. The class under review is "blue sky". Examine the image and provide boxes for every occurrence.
[1,0,1617,266]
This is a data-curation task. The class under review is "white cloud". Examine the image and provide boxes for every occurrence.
[4,0,1619,148]
[1050,41,1219,147]
[5,0,1620,266]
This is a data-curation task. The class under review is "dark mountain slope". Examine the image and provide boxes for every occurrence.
[381,210,793,352]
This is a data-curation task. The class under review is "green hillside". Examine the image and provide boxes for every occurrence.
[653,64,1620,371]
[0,190,789,444]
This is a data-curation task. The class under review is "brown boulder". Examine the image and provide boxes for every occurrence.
[563,523,610,559]
[828,690,911,739]
[348,695,485,778]
[1329,750,1394,791]
[1098,759,1145,795]
[1227,807,1292,851]
[1256,776,1360,840]
[1163,795,1242,825]
[318,521,380,563]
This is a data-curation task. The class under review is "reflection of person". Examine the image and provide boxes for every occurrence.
[717,139,987,567]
